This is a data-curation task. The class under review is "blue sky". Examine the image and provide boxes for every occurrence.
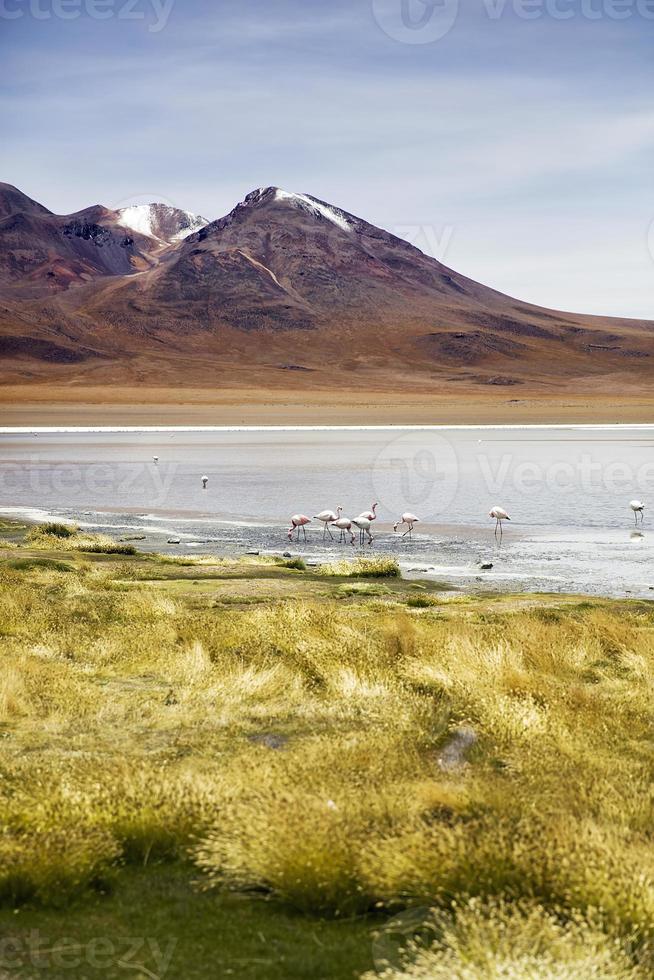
[1,0,652,317]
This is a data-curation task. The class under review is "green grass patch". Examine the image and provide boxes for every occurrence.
[8,557,76,573]
[318,556,401,578]
[336,582,392,598]
[0,867,375,980]
[82,543,138,556]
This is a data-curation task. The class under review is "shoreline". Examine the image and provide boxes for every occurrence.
[2,423,654,433]
[2,386,654,426]
[2,510,651,601]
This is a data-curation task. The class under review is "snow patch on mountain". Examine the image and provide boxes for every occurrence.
[117,204,209,244]
[117,205,159,240]
[274,189,352,233]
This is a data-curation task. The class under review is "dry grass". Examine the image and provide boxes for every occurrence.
[27,522,137,554]
[318,556,401,577]
[365,900,647,979]
[2,548,654,974]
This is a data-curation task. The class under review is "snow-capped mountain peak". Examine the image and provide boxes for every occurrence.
[240,186,354,234]
[273,189,353,233]
[116,203,209,244]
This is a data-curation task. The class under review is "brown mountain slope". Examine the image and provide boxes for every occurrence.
[0,184,652,408]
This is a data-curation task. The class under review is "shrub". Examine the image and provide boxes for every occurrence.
[0,827,119,907]
[274,556,307,571]
[319,557,401,578]
[82,543,138,556]
[405,594,439,608]
[31,522,78,539]
[365,899,648,979]
[26,525,132,554]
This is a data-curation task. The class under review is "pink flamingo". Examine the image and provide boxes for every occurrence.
[332,516,355,545]
[393,513,420,539]
[357,502,378,523]
[352,515,374,546]
[489,506,510,539]
[313,507,341,541]
[287,514,311,541]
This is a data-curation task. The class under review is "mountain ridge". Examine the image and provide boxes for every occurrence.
[0,182,651,398]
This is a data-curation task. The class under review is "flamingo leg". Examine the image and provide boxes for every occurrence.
[303,525,307,541]
[326,523,334,540]
[401,524,411,538]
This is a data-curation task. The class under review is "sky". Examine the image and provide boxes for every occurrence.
[1,0,652,317]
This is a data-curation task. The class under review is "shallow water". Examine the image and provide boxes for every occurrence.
[1,426,652,598]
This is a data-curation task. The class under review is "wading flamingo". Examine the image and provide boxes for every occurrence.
[288,514,311,541]
[352,515,374,546]
[489,506,510,538]
[630,500,645,525]
[393,513,420,539]
[201,475,209,489]
[332,516,355,545]
[313,507,341,541]
[357,502,378,523]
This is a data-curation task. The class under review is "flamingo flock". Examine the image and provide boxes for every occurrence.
[285,500,645,545]
[153,462,647,541]
[288,503,380,545]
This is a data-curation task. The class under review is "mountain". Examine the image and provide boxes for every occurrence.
[0,185,207,299]
[0,183,159,297]
[0,182,652,396]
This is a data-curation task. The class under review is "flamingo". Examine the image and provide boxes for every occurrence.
[630,500,645,525]
[357,502,378,523]
[287,514,311,541]
[201,475,209,489]
[393,513,420,539]
[332,516,355,545]
[489,506,510,538]
[352,515,374,546]
[313,507,341,541]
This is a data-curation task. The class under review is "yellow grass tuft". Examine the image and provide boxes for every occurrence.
[318,556,401,578]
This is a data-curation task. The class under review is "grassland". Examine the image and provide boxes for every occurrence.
[1,521,654,978]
